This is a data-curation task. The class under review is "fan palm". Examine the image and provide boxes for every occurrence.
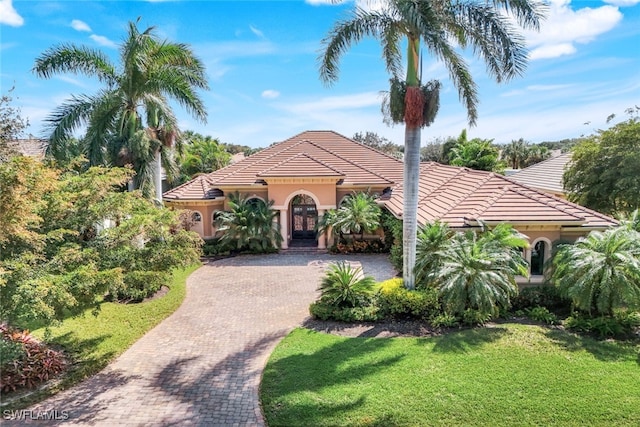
[551,226,640,316]
[33,21,208,200]
[319,0,545,289]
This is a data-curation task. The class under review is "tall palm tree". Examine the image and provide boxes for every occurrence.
[319,0,545,289]
[501,138,530,169]
[551,226,640,316]
[33,20,208,200]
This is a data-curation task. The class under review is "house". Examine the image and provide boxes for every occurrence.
[163,131,616,277]
[509,152,572,198]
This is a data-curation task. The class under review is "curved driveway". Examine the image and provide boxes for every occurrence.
[19,254,394,426]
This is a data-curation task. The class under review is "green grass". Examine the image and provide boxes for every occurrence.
[5,264,200,409]
[262,324,640,427]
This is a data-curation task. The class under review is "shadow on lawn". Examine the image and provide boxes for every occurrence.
[544,328,640,363]
[430,326,509,354]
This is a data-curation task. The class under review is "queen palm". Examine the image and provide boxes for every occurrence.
[33,21,208,200]
[319,0,545,289]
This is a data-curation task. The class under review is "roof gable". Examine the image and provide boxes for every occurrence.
[257,153,345,178]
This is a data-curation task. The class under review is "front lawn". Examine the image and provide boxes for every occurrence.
[4,265,200,409]
[262,324,640,426]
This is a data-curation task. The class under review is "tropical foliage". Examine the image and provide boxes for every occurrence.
[214,193,281,253]
[414,222,529,315]
[317,192,381,241]
[449,130,503,172]
[564,114,640,215]
[500,138,551,169]
[33,21,208,199]
[352,131,403,159]
[0,157,202,326]
[180,131,231,179]
[551,221,640,316]
[318,262,376,308]
[319,0,544,289]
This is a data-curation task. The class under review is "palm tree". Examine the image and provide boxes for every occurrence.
[449,137,502,172]
[33,20,208,200]
[551,226,640,316]
[215,193,282,253]
[414,221,453,287]
[435,230,529,316]
[319,0,545,289]
[501,138,530,169]
[181,132,231,178]
[317,192,381,242]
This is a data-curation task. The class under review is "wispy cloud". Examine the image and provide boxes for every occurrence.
[525,0,622,60]
[90,34,117,48]
[54,75,90,89]
[280,92,381,115]
[0,0,24,27]
[71,19,91,32]
[305,0,340,5]
[249,24,266,40]
[261,89,280,99]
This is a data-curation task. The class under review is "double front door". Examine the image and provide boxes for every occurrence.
[291,204,317,239]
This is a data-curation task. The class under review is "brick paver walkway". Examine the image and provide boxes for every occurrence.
[12,254,395,426]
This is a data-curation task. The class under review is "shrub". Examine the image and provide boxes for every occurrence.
[109,271,169,302]
[525,306,558,325]
[564,310,640,338]
[511,285,568,311]
[0,324,66,393]
[331,239,385,254]
[318,262,376,308]
[377,278,440,320]
[381,210,403,270]
[461,309,493,326]
[309,301,381,322]
[430,312,459,328]
[202,237,232,256]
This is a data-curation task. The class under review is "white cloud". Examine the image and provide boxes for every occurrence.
[305,0,340,5]
[0,0,24,27]
[90,34,117,48]
[525,0,622,60]
[261,90,280,99]
[71,19,91,32]
[280,92,381,115]
[249,24,265,40]
[54,75,90,89]
[603,0,640,6]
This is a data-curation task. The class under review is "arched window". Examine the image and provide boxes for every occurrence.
[530,240,547,275]
[191,212,202,222]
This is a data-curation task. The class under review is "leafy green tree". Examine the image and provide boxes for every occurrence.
[352,131,403,159]
[0,158,201,326]
[551,225,640,316]
[214,193,282,252]
[501,138,550,169]
[317,192,381,241]
[318,0,543,288]
[33,21,208,200]
[450,135,503,172]
[523,144,550,167]
[0,88,29,163]
[181,132,231,178]
[564,117,640,215]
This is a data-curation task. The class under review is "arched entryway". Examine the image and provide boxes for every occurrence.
[290,194,317,242]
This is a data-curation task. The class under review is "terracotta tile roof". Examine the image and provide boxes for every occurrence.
[258,153,345,178]
[162,175,224,200]
[509,152,571,194]
[382,162,616,229]
[8,138,47,158]
[164,131,403,199]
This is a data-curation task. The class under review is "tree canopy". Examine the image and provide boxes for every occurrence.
[564,116,640,215]
[0,89,29,163]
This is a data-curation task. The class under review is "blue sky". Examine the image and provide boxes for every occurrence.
[1,0,639,148]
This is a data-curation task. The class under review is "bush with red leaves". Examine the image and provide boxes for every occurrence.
[0,324,67,393]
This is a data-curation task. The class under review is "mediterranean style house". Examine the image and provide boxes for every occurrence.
[163,130,616,277]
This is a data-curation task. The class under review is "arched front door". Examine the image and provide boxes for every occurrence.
[291,194,317,240]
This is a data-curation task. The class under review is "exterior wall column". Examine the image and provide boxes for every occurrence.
[279,209,288,249]
[327,226,335,248]
[317,209,326,249]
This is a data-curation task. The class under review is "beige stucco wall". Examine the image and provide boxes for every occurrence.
[267,183,338,209]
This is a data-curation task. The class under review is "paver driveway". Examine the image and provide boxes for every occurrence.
[14,254,394,426]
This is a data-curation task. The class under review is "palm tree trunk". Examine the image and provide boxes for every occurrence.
[403,125,421,290]
[402,36,423,290]
[154,149,163,202]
